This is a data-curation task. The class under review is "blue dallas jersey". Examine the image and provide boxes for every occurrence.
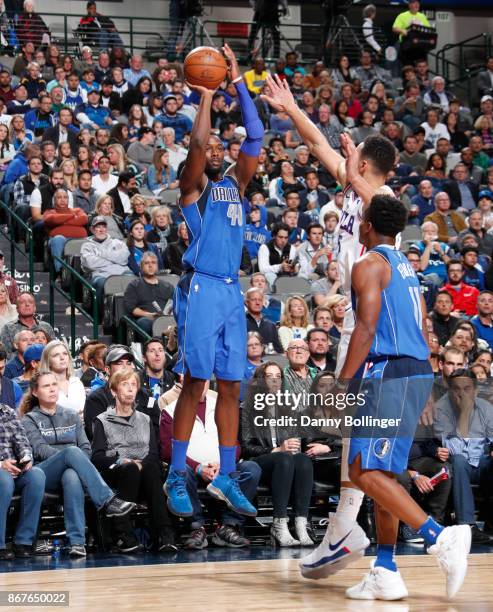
[354,245,430,361]
[181,175,247,278]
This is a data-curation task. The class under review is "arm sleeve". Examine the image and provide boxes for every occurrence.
[235,81,264,158]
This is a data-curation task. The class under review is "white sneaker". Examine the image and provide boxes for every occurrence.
[428,524,471,598]
[299,513,370,580]
[346,561,408,600]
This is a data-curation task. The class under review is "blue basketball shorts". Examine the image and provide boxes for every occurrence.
[173,271,247,381]
[348,357,433,475]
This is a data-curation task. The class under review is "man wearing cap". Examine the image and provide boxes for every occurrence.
[81,216,131,309]
[477,57,493,99]
[75,88,113,130]
[156,94,193,145]
[11,342,43,395]
[83,345,160,441]
[127,127,156,171]
[0,251,19,305]
[477,190,493,229]
[4,329,34,379]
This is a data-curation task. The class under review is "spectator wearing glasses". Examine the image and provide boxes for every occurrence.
[245,288,283,354]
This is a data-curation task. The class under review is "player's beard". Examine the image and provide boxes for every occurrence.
[205,165,222,179]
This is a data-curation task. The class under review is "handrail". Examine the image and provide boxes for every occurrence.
[48,254,98,356]
[120,315,152,343]
[0,201,34,292]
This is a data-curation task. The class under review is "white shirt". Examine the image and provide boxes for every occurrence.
[56,376,86,417]
[92,173,118,197]
[118,188,131,214]
[166,146,187,173]
[30,188,74,209]
[258,242,297,277]
[421,121,450,148]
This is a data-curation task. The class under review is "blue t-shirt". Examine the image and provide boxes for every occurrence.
[412,240,450,281]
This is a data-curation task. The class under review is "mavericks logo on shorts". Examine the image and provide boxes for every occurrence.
[373,438,391,459]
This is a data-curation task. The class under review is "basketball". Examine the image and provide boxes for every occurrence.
[184,46,228,90]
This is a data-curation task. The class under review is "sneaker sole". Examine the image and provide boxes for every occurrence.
[206,484,257,517]
[163,483,193,518]
[69,550,87,558]
[346,585,409,601]
[300,539,370,580]
[116,544,140,553]
[158,544,178,552]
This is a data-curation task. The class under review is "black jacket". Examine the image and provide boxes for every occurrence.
[165,239,188,276]
[442,179,479,211]
[41,125,78,155]
[83,383,160,441]
[246,312,283,353]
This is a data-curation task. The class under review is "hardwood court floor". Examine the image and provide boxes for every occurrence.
[0,553,492,612]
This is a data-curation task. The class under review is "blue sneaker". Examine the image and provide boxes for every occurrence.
[206,472,257,517]
[163,467,193,517]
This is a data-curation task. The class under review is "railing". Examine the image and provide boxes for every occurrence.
[431,32,492,104]
[48,254,98,356]
[119,315,152,344]
[2,12,176,58]
[0,201,34,292]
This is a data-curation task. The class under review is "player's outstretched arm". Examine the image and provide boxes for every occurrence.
[179,84,214,207]
[261,74,345,184]
[340,133,378,206]
[223,43,263,195]
[338,255,385,380]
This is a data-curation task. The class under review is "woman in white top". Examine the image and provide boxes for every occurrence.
[278,295,314,351]
[0,282,17,328]
[39,340,86,419]
[0,124,15,169]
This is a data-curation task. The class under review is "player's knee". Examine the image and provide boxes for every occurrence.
[216,379,240,402]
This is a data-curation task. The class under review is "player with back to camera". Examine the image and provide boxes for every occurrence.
[163,44,263,518]
[338,186,470,600]
[262,74,397,579]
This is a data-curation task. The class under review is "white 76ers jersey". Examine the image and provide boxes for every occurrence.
[334,184,394,300]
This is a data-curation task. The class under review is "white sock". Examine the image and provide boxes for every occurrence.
[334,487,365,525]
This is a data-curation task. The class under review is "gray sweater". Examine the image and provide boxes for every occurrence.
[21,404,91,463]
[96,408,150,461]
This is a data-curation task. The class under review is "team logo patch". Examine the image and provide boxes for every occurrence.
[373,438,391,459]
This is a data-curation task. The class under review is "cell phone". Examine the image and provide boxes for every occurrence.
[17,458,30,469]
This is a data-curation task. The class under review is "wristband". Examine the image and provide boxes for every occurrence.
[232,75,244,84]
[411,472,420,481]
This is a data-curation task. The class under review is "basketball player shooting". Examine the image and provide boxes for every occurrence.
[338,190,471,600]
[163,44,263,518]
[262,74,397,579]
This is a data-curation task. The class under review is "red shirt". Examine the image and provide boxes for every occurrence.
[43,208,88,238]
[442,282,480,316]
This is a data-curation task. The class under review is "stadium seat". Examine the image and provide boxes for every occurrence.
[401,225,422,243]
[103,275,137,330]
[239,276,252,293]
[157,273,181,287]
[274,276,312,296]
[152,315,176,337]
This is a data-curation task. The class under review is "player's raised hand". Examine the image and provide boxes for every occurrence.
[261,74,297,113]
[222,43,241,81]
[340,132,360,182]
[184,81,215,98]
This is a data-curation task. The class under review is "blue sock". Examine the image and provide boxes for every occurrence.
[170,438,189,472]
[375,544,397,572]
[219,445,236,476]
[417,516,444,545]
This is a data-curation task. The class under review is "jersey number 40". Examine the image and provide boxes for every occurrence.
[227,203,243,226]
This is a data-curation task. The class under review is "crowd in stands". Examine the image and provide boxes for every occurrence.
[0,0,492,559]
